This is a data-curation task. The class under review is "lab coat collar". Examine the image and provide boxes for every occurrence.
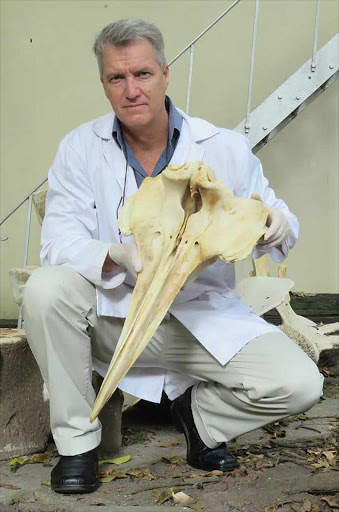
[93,108,220,192]
[92,109,220,144]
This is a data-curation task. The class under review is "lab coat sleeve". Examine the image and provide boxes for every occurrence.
[233,135,299,263]
[40,136,127,288]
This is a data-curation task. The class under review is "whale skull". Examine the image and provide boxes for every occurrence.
[90,161,268,422]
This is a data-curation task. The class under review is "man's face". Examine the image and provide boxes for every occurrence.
[101,39,169,130]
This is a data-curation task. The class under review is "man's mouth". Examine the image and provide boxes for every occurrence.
[124,104,147,109]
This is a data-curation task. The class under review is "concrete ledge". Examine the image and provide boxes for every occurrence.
[0,329,50,460]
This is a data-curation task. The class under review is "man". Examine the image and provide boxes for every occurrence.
[23,19,323,494]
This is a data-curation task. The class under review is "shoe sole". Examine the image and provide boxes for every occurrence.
[51,482,100,494]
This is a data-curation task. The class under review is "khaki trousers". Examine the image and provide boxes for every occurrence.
[23,266,323,456]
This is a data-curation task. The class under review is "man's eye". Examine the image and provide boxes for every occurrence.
[137,71,150,78]
[109,76,122,83]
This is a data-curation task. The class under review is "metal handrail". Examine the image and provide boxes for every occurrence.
[311,0,321,71]
[0,178,47,226]
[169,0,242,65]
[244,0,260,133]
[0,0,242,229]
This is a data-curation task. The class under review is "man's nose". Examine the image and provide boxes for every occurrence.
[125,77,140,99]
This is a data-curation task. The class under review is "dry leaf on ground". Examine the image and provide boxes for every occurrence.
[158,440,180,447]
[98,469,127,482]
[311,460,330,470]
[321,496,339,508]
[98,455,130,466]
[264,500,302,512]
[9,454,50,472]
[226,467,248,478]
[0,483,20,490]
[153,486,180,505]
[200,470,224,477]
[26,454,50,465]
[161,456,186,466]
[126,468,156,480]
[299,499,312,512]
[323,450,337,465]
[99,475,119,483]
[9,457,26,472]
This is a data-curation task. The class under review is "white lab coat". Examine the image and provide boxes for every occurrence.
[41,109,299,402]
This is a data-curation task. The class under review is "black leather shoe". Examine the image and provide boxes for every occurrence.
[51,448,99,494]
[171,387,239,472]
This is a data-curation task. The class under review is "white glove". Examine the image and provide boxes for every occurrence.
[251,193,290,249]
[108,243,143,280]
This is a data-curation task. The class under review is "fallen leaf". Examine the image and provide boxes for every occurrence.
[263,422,286,438]
[98,455,131,466]
[10,457,26,472]
[153,486,180,505]
[321,496,339,508]
[264,506,276,512]
[201,470,223,477]
[300,499,312,512]
[291,414,308,421]
[41,481,51,487]
[127,468,156,480]
[323,450,337,466]
[306,450,321,457]
[161,456,186,466]
[26,454,50,465]
[251,454,265,464]
[98,469,127,480]
[158,440,180,447]
[98,476,116,483]
[43,448,59,458]
[264,502,303,512]
[226,467,248,477]
[172,491,194,506]
[0,482,20,490]
[311,460,330,469]
[11,491,36,504]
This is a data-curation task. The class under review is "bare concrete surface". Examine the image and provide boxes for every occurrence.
[0,377,338,512]
[0,331,50,460]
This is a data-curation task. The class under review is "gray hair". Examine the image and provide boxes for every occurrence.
[93,19,166,76]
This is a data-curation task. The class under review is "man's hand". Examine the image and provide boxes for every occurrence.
[251,193,290,249]
[107,243,143,280]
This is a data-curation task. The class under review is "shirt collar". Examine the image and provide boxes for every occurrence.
[112,95,182,150]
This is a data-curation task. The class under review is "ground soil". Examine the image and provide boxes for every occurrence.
[0,376,338,512]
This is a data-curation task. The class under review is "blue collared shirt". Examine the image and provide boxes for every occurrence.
[112,96,183,188]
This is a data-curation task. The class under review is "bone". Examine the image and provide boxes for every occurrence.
[90,162,269,422]
[237,276,294,316]
[252,257,339,362]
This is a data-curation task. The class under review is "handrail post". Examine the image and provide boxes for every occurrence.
[168,0,241,66]
[23,194,33,267]
[311,0,321,71]
[186,44,195,115]
[245,0,260,133]
[18,194,33,329]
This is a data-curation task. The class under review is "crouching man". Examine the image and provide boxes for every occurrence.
[23,18,323,494]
